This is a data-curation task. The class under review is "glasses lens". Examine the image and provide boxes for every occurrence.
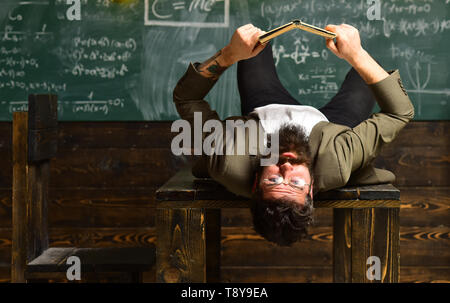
[264,176,308,193]
[266,175,283,185]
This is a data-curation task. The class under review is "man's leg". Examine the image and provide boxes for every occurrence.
[238,44,301,116]
[319,67,377,128]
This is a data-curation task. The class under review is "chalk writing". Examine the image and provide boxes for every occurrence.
[2,100,63,115]
[272,41,329,66]
[0,80,67,92]
[72,98,125,115]
[297,67,338,99]
[72,37,137,51]
[55,47,133,62]
[390,42,448,116]
[390,43,434,63]
[1,98,124,116]
[1,25,53,42]
[145,0,230,27]
[0,0,448,121]
[7,101,28,113]
[68,63,129,79]
[383,18,450,37]
[0,57,39,69]
[58,36,137,79]
[0,69,26,79]
[259,0,449,39]
[384,2,432,15]
[0,47,22,55]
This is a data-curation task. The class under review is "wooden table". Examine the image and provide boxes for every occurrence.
[155,166,400,283]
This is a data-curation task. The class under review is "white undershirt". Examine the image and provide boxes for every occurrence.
[251,104,329,138]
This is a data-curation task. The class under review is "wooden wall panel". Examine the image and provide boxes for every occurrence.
[374,147,449,186]
[0,188,157,228]
[221,227,333,267]
[398,187,450,227]
[221,266,450,283]
[0,121,448,189]
[221,266,333,283]
[1,188,448,229]
[0,226,448,282]
[0,121,448,283]
[49,148,190,188]
[56,122,175,149]
[0,227,446,266]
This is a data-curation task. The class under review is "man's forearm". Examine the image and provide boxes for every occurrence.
[196,48,234,80]
[349,50,389,84]
[324,24,389,84]
[196,24,266,80]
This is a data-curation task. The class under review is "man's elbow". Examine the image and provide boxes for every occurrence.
[403,97,415,122]
[409,101,415,120]
[173,83,184,104]
[392,93,415,123]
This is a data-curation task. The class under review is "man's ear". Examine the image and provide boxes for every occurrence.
[310,178,314,200]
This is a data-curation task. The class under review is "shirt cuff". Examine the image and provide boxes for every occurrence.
[174,62,219,101]
[368,69,414,118]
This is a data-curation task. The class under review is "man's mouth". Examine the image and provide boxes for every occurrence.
[281,152,297,159]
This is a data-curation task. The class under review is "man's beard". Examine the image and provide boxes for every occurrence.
[271,122,312,168]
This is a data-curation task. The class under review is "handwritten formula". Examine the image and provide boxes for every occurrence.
[0,0,448,120]
[145,0,230,27]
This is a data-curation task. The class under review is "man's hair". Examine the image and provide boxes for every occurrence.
[250,123,314,246]
[250,192,314,246]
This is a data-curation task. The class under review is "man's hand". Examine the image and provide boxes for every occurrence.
[324,24,364,65]
[196,24,266,80]
[221,24,267,66]
[324,24,388,84]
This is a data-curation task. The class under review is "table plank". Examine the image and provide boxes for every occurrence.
[156,166,400,208]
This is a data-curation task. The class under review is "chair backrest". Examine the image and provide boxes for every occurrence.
[11,94,58,282]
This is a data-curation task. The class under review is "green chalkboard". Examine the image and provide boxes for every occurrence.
[0,0,449,121]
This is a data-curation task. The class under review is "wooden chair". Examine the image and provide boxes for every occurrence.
[11,95,155,283]
[155,166,400,283]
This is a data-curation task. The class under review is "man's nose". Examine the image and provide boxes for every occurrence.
[279,162,293,176]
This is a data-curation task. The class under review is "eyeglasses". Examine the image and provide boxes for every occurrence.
[262,175,310,193]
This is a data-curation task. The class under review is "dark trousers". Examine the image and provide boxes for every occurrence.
[237,44,377,128]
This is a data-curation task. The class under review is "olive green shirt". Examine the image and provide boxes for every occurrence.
[173,63,414,197]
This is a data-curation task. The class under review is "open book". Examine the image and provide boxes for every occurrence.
[259,20,337,44]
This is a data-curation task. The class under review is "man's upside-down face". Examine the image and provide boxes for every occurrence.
[258,152,313,206]
[254,123,314,206]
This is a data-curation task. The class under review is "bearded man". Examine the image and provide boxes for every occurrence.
[172,23,414,246]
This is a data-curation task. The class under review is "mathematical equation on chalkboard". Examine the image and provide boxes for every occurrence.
[0,0,448,120]
[258,0,449,115]
[2,97,125,116]
[0,0,139,119]
[145,0,230,27]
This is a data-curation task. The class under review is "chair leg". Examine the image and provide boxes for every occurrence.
[11,112,28,283]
